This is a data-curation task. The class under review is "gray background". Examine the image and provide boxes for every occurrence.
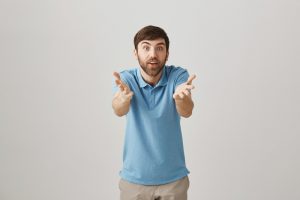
[1,0,299,199]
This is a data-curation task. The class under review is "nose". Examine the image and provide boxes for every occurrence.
[149,47,157,58]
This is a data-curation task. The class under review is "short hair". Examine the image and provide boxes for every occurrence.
[134,25,170,51]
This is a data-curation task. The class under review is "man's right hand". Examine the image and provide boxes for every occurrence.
[113,72,134,102]
[112,72,134,117]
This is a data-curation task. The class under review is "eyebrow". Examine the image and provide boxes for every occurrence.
[141,42,166,46]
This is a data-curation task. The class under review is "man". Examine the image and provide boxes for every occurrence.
[112,25,196,200]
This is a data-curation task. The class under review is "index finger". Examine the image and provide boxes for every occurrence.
[186,74,196,85]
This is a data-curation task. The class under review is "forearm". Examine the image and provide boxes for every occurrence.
[174,95,194,118]
[112,92,131,117]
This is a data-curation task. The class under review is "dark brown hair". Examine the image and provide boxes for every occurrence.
[134,25,170,51]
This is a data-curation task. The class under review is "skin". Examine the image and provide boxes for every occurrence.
[112,38,196,117]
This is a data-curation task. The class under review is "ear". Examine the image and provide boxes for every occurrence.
[166,51,169,61]
[134,49,138,60]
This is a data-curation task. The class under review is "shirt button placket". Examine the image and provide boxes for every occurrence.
[150,89,155,109]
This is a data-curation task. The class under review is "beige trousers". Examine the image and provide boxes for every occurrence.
[119,176,190,200]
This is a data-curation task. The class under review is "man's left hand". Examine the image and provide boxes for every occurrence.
[173,74,196,100]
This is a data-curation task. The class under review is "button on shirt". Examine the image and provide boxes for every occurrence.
[113,65,190,185]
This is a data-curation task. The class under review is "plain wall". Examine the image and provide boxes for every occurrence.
[0,0,299,199]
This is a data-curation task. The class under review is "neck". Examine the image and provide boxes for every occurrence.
[140,69,163,86]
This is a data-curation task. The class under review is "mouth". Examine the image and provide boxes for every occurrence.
[148,61,159,65]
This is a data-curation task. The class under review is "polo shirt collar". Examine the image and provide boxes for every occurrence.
[137,66,167,88]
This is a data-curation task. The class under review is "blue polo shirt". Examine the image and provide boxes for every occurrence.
[113,65,190,185]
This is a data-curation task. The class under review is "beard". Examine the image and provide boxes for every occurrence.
[137,56,167,77]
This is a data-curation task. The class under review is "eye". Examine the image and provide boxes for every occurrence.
[156,46,164,51]
[143,46,150,51]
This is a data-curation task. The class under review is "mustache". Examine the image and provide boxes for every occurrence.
[147,58,159,63]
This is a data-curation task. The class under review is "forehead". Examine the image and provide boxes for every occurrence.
[139,38,166,46]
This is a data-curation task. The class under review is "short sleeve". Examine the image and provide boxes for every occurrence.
[174,68,189,89]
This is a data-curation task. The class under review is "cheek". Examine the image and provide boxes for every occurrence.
[137,54,147,62]
[159,53,168,60]
[140,53,149,60]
